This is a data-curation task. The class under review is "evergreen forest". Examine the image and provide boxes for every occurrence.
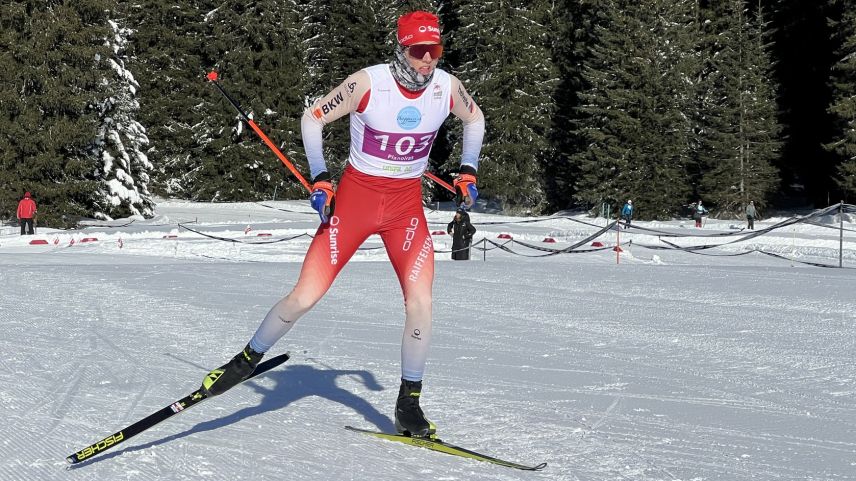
[0,0,854,226]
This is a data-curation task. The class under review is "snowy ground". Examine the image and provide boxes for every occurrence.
[1,200,854,481]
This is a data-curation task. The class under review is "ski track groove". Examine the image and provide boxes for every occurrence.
[92,331,153,423]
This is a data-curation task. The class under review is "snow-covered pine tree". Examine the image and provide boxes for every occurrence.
[91,18,154,219]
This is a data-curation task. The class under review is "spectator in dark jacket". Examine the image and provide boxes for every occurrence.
[745,201,757,230]
[16,192,37,235]
[447,209,476,260]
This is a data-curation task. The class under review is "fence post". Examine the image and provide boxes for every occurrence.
[840,201,844,268]
[791,224,796,267]
[482,238,487,262]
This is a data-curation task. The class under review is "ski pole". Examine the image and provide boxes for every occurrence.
[424,171,455,194]
[206,71,312,193]
[208,71,458,196]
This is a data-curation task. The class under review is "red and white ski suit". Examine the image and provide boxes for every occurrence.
[250,64,484,381]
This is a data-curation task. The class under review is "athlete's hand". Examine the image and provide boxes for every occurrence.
[309,172,335,223]
[454,165,478,209]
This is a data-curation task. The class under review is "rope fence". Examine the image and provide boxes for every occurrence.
[11,202,852,268]
[456,203,855,268]
[180,202,855,268]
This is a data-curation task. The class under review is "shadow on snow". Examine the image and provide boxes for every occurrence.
[71,363,394,468]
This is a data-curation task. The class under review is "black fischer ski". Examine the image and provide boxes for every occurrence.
[345,425,547,471]
[66,352,291,465]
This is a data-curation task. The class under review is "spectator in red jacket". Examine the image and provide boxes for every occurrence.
[16,192,37,235]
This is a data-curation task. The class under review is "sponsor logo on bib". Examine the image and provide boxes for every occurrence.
[396,106,422,130]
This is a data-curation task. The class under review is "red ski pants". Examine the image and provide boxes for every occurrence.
[251,165,435,381]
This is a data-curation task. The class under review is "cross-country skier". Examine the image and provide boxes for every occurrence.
[201,10,485,438]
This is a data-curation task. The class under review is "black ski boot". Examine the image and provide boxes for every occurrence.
[201,344,264,397]
[394,379,436,437]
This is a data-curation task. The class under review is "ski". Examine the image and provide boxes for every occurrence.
[344,425,547,471]
[66,352,291,465]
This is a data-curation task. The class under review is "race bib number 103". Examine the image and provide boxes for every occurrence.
[362,124,437,163]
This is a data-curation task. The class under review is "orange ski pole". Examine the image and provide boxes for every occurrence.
[208,71,461,196]
[424,170,455,194]
[206,71,312,193]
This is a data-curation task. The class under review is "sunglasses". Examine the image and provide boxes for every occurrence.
[406,44,444,60]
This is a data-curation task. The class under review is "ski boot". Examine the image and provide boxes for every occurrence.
[394,379,436,438]
[201,344,264,397]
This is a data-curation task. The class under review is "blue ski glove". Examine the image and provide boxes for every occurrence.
[454,165,478,209]
[309,172,335,223]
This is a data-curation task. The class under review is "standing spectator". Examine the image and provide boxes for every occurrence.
[16,192,37,235]
[620,199,633,229]
[693,200,708,228]
[745,201,757,230]
[447,209,476,260]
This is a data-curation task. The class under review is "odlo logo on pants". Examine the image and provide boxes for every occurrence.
[402,217,419,251]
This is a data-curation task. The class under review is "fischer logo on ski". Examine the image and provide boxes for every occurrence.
[74,432,124,461]
[66,352,290,465]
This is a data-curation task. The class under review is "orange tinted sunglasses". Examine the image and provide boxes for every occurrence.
[406,44,444,60]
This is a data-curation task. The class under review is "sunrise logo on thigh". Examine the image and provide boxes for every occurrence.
[329,216,340,265]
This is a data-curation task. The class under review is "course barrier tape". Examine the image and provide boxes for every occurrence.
[9,203,853,268]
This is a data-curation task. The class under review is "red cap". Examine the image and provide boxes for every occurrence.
[24,191,30,198]
[397,11,441,46]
